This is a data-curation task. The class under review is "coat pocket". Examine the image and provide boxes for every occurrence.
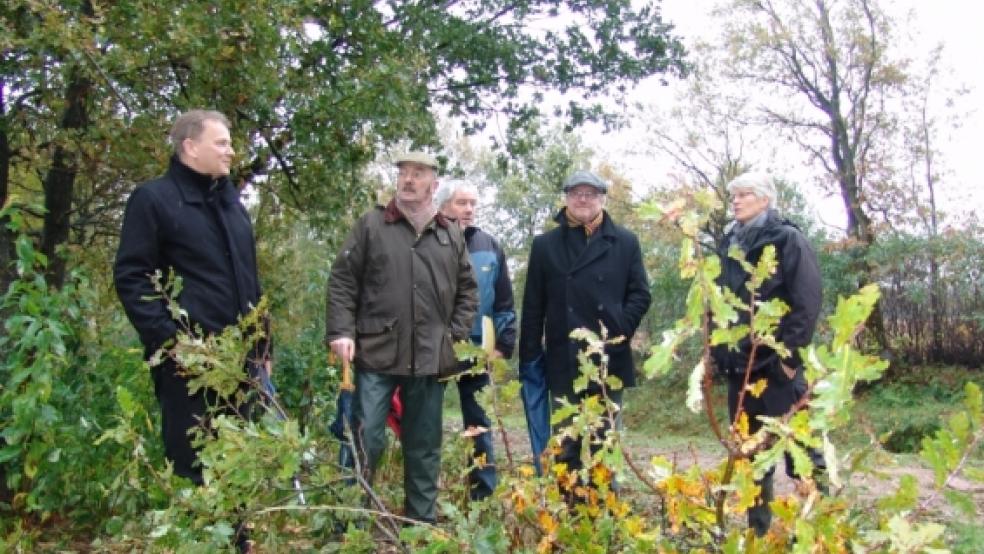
[355,317,399,370]
[438,328,458,376]
[765,355,796,387]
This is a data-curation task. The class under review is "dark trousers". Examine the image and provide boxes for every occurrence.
[352,371,445,522]
[151,359,256,484]
[727,365,826,536]
[151,359,257,551]
[552,385,624,478]
[456,371,497,500]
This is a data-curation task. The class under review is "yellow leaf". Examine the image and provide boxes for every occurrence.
[735,412,750,439]
[623,515,645,536]
[591,463,613,487]
[538,510,558,534]
[606,494,630,518]
[747,378,768,398]
[511,489,527,512]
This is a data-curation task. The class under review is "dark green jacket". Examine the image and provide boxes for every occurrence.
[326,199,478,376]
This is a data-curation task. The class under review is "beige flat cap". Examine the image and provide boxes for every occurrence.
[395,151,439,169]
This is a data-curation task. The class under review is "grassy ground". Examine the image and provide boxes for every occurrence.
[443,364,984,458]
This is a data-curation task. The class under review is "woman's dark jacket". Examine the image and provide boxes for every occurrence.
[114,157,265,360]
[711,209,822,376]
[519,208,652,395]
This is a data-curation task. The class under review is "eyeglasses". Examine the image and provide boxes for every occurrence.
[565,190,602,200]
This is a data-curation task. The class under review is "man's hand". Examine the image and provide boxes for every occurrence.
[330,337,355,363]
[781,362,797,380]
[490,349,504,360]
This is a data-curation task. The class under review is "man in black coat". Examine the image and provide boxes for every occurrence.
[710,172,824,536]
[114,110,269,489]
[518,170,651,486]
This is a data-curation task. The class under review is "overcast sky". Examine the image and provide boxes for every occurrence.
[582,0,983,232]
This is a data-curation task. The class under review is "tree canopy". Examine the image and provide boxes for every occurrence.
[1,0,686,286]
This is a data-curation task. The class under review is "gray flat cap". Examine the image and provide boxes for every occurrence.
[395,151,439,169]
[562,170,608,193]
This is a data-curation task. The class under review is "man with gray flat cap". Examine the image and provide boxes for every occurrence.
[326,151,478,523]
[518,169,651,492]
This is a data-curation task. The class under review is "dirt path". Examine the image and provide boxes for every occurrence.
[483,423,984,522]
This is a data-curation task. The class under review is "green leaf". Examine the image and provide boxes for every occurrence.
[710,324,749,347]
[877,474,918,512]
[0,444,21,464]
[827,284,880,349]
[942,489,977,519]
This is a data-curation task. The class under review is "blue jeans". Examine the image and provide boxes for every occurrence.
[457,371,497,500]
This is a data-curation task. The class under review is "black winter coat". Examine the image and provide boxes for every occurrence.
[114,157,264,359]
[519,208,652,395]
[711,209,821,376]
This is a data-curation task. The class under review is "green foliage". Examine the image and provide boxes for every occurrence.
[622,192,978,551]
[865,229,984,364]
[3,189,983,552]
[0,206,154,530]
[1,0,686,290]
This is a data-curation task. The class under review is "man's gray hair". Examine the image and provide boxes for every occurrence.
[169,110,231,153]
[434,178,479,208]
[726,172,777,206]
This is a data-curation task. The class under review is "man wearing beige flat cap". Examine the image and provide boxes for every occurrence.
[326,151,478,523]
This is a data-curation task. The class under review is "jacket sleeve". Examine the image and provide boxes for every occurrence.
[449,233,479,341]
[113,185,178,354]
[491,238,517,358]
[777,229,822,368]
[518,236,547,364]
[325,217,368,344]
[621,232,652,337]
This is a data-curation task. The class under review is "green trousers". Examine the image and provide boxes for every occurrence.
[352,371,445,522]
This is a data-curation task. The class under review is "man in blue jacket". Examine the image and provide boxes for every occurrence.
[518,170,651,493]
[436,179,517,501]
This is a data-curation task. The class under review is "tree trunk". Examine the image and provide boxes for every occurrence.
[832,122,889,354]
[0,81,11,505]
[40,72,90,289]
[0,81,14,293]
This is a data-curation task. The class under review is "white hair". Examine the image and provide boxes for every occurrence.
[434,178,479,209]
[726,172,777,206]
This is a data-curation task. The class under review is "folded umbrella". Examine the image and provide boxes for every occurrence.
[328,357,356,470]
[518,353,550,475]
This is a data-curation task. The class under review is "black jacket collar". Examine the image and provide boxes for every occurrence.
[726,209,802,252]
[166,156,236,205]
[552,207,615,237]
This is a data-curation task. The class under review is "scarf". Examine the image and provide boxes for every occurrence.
[565,209,604,237]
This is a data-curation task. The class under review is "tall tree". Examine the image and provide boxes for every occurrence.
[0,0,686,287]
[718,0,909,348]
[897,46,966,362]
